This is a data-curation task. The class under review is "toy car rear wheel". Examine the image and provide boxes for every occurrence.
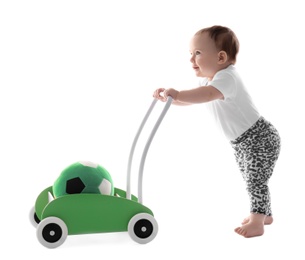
[36,217,68,248]
[29,206,40,227]
[128,213,158,244]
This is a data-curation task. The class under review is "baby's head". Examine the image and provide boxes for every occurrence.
[195,25,239,65]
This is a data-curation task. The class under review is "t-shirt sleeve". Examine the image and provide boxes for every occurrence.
[208,70,236,100]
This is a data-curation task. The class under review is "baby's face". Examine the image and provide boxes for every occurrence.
[189,33,221,80]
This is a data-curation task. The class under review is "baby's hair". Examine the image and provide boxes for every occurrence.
[195,25,239,64]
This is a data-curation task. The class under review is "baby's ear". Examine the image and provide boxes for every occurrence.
[218,51,228,64]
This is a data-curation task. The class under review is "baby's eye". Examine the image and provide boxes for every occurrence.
[195,51,201,55]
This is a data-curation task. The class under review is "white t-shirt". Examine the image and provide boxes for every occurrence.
[199,65,260,140]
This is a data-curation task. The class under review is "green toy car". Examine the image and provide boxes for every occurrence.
[30,98,172,248]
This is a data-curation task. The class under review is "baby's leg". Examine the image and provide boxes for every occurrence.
[232,118,281,238]
[234,174,272,237]
[236,148,279,237]
[248,179,273,215]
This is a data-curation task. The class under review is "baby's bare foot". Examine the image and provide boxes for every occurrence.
[242,215,273,225]
[235,213,267,238]
[235,223,264,238]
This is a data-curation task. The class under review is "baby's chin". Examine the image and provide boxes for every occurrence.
[193,69,202,77]
[195,71,205,78]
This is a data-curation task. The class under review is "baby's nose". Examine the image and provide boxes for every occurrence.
[190,55,195,63]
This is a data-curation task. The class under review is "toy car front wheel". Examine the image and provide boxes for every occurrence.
[36,217,68,248]
[128,213,158,244]
[29,206,40,227]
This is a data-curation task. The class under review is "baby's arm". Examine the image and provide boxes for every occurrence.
[171,86,224,104]
[154,86,224,105]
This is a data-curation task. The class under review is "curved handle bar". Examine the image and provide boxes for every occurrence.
[126,97,173,203]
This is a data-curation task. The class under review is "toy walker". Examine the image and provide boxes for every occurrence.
[30,97,172,248]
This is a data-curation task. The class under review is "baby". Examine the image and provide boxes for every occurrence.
[153,25,281,238]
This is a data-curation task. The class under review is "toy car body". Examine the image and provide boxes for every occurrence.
[30,186,158,248]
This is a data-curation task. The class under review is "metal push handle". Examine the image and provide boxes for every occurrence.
[138,97,172,204]
[126,98,157,200]
[126,97,172,203]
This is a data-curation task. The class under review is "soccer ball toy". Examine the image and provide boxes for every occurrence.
[53,161,114,198]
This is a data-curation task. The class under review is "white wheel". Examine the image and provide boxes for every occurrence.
[36,217,68,248]
[128,213,158,244]
[29,206,40,228]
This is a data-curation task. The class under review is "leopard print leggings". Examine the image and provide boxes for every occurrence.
[230,117,281,216]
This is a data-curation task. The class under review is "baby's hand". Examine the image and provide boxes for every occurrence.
[153,88,167,102]
[164,88,179,100]
[153,88,179,102]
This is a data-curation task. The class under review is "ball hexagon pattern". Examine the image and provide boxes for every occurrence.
[53,161,114,198]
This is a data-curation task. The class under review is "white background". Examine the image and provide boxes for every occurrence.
[1,0,304,259]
